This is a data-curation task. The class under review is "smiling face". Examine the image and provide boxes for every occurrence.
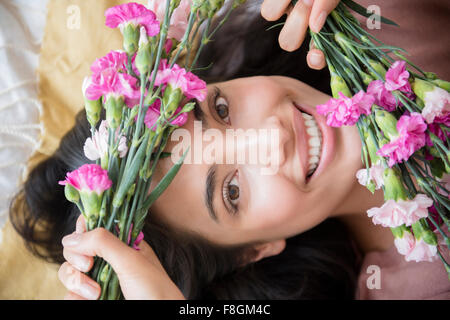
[150,75,363,247]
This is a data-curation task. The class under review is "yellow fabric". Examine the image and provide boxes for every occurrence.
[0,0,146,299]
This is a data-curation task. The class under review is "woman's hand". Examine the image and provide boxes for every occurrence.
[58,215,185,300]
[260,0,340,69]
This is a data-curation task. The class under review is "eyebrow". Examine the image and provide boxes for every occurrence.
[193,98,209,129]
[193,86,220,130]
[205,164,219,223]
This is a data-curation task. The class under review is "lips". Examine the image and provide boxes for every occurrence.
[292,102,336,184]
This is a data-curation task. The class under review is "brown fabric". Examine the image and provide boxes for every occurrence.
[0,0,146,300]
[357,0,450,80]
[355,244,450,300]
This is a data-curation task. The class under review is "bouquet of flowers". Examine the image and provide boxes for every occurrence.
[307,0,450,277]
[58,0,245,299]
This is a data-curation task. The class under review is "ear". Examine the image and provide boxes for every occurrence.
[249,239,286,263]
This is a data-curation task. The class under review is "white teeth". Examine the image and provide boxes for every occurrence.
[309,147,320,156]
[305,119,316,127]
[308,156,319,164]
[300,111,322,178]
[309,137,321,147]
[301,113,313,120]
[307,126,319,136]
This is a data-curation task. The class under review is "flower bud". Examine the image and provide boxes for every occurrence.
[383,167,408,201]
[360,71,374,87]
[64,184,80,203]
[193,0,224,19]
[390,224,410,239]
[365,130,381,164]
[99,264,110,283]
[330,66,351,98]
[122,23,140,56]
[367,59,386,79]
[432,79,450,92]
[209,0,225,14]
[162,85,183,119]
[412,219,438,246]
[105,96,124,129]
[412,78,435,102]
[374,109,398,141]
[79,191,102,227]
[181,101,195,113]
[82,77,102,128]
[135,27,152,75]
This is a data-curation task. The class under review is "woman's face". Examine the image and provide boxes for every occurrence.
[150,76,362,246]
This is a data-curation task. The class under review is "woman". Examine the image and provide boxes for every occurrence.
[10,0,450,300]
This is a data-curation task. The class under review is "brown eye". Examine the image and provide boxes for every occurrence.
[228,184,239,201]
[223,170,240,214]
[215,96,230,123]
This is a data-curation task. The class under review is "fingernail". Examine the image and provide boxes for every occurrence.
[312,11,327,33]
[303,0,313,6]
[62,233,81,246]
[309,52,322,67]
[72,255,90,271]
[79,282,99,300]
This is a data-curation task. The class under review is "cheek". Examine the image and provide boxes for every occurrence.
[242,168,326,235]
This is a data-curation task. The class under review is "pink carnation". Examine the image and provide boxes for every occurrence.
[59,164,112,195]
[143,99,188,130]
[405,239,438,262]
[367,80,399,111]
[384,61,413,93]
[90,50,128,75]
[367,193,433,228]
[105,2,160,36]
[376,112,427,167]
[154,59,207,101]
[84,120,128,161]
[422,86,450,124]
[147,0,192,41]
[394,231,416,256]
[316,91,374,127]
[86,69,140,103]
[356,162,385,190]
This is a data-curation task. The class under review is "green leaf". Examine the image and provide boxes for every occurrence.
[112,132,149,208]
[140,147,190,211]
[342,0,399,26]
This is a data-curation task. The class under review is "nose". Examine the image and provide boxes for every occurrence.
[224,115,289,173]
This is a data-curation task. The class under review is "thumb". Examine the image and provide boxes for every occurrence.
[307,48,326,70]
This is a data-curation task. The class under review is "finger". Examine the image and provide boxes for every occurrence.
[307,48,326,69]
[63,245,94,273]
[61,228,145,277]
[278,0,313,52]
[261,0,291,22]
[64,291,88,300]
[58,262,101,300]
[75,214,86,234]
[309,0,340,33]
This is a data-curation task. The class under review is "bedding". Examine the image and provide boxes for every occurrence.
[0,0,142,299]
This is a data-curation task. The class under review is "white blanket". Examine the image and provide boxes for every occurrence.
[0,0,48,242]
